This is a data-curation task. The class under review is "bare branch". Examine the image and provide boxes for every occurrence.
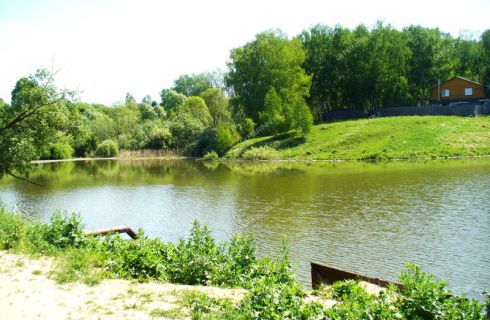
[6,171,44,187]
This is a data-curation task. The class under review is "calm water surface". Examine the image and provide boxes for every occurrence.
[0,159,489,298]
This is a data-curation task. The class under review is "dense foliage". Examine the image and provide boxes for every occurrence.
[300,24,490,119]
[0,210,487,319]
[1,24,489,174]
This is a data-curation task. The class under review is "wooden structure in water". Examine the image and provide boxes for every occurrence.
[86,225,138,239]
[311,261,403,289]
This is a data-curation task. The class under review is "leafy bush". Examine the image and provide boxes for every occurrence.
[239,117,256,138]
[42,212,86,249]
[49,142,74,159]
[167,221,221,285]
[144,126,172,149]
[395,263,484,319]
[215,122,240,155]
[203,151,219,161]
[95,139,119,157]
[100,234,168,280]
[0,209,23,249]
[242,146,280,160]
[170,113,206,149]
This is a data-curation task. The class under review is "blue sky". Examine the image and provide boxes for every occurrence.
[1,0,489,105]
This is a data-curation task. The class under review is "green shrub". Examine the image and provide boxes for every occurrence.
[167,221,221,285]
[0,210,23,250]
[100,234,168,280]
[203,151,219,161]
[42,212,86,249]
[240,117,256,138]
[242,146,280,160]
[395,263,484,319]
[182,291,241,320]
[49,142,74,160]
[215,123,239,155]
[144,126,172,149]
[170,113,206,149]
[95,139,119,157]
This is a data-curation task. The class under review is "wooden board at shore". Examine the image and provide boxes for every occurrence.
[311,261,403,289]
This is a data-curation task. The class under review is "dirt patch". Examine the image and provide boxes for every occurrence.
[0,251,244,319]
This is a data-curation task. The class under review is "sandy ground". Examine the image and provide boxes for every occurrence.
[0,251,384,319]
[0,251,245,320]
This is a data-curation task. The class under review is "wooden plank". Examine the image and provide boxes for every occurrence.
[86,225,138,239]
[311,261,403,289]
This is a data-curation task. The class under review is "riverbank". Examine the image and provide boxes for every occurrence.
[0,210,487,319]
[226,115,490,160]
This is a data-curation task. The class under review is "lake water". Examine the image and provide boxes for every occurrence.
[0,158,489,299]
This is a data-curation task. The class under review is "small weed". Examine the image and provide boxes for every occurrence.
[150,307,185,319]
[31,269,42,275]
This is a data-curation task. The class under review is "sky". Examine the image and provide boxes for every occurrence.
[0,0,489,105]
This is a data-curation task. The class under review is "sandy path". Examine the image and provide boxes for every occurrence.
[0,251,245,320]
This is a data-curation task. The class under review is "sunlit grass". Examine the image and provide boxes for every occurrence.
[227,115,490,160]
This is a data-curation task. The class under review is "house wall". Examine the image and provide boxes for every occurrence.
[430,77,487,102]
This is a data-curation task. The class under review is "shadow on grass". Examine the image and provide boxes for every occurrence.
[243,132,307,151]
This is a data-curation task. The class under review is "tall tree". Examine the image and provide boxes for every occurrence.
[173,73,215,97]
[226,30,311,131]
[200,88,230,126]
[160,89,186,110]
[481,30,490,89]
[0,69,73,177]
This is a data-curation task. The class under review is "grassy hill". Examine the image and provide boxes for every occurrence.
[226,115,490,160]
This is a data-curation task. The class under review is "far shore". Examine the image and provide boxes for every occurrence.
[30,153,490,165]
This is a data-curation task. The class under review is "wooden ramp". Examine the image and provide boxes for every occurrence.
[311,261,403,289]
[86,226,138,239]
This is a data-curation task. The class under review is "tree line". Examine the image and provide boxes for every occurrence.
[1,23,489,174]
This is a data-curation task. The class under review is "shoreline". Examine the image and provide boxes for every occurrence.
[30,153,490,164]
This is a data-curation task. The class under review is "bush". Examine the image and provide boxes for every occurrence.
[239,117,256,138]
[49,142,74,160]
[395,263,484,319]
[170,113,205,149]
[100,234,168,280]
[95,139,119,157]
[0,210,23,250]
[215,122,239,155]
[242,146,280,160]
[144,126,172,149]
[167,221,221,285]
[203,151,219,161]
[42,212,86,249]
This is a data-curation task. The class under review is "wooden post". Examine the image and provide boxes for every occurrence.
[86,225,138,239]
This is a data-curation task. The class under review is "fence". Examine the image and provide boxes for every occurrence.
[322,101,490,121]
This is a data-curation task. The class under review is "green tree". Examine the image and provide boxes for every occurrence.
[226,30,311,127]
[173,73,215,97]
[200,88,230,126]
[111,105,139,134]
[175,96,212,128]
[259,88,286,135]
[160,89,186,110]
[0,69,73,176]
[481,30,490,88]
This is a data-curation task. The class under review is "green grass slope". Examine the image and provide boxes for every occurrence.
[226,115,490,160]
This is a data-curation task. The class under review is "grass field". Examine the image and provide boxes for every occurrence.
[226,115,490,160]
